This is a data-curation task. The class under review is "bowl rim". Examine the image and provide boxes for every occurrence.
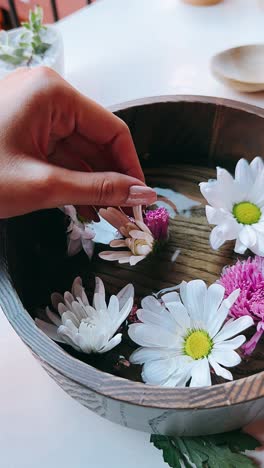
[2,94,264,411]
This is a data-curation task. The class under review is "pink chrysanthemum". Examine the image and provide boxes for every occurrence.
[144,207,169,241]
[219,256,264,355]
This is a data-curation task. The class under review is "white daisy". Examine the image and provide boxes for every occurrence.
[129,280,253,387]
[99,206,155,265]
[200,157,264,255]
[36,276,134,354]
[61,205,95,258]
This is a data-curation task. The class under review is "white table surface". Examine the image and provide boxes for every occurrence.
[1,0,264,467]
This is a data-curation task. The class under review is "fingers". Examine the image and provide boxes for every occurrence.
[42,165,156,210]
[72,91,144,182]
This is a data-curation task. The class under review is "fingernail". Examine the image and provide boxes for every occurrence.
[126,185,157,205]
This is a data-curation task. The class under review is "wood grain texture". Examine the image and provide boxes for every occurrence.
[1,96,264,435]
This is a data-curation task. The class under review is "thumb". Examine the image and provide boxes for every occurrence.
[43,166,157,209]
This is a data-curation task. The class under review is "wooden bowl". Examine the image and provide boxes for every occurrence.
[211,44,264,92]
[1,96,264,436]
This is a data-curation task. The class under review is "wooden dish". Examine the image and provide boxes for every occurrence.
[183,0,222,5]
[211,44,264,92]
[1,96,264,436]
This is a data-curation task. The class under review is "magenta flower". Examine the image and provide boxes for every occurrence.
[219,256,264,355]
[144,207,169,241]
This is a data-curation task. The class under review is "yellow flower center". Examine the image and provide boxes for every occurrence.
[184,330,212,360]
[233,202,261,225]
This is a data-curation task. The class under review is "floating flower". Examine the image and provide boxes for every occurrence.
[219,256,264,355]
[99,206,155,265]
[36,276,134,354]
[62,205,95,258]
[129,280,253,387]
[145,207,169,240]
[200,157,264,255]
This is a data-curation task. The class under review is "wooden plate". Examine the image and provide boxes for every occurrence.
[211,44,264,92]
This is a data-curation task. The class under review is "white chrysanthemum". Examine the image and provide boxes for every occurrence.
[36,277,134,354]
[62,205,95,258]
[129,280,253,387]
[200,157,264,255]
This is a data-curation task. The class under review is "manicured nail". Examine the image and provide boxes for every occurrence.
[126,185,157,205]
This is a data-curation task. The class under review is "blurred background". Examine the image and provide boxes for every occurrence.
[0,0,97,28]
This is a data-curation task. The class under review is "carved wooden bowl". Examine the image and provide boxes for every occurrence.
[1,96,264,436]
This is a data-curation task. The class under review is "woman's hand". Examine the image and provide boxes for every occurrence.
[0,66,156,218]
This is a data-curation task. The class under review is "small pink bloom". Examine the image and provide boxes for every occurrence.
[219,256,264,354]
[144,207,169,240]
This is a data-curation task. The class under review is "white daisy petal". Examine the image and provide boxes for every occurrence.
[200,181,232,210]
[184,280,207,323]
[214,315,253,343]
[250,156,264,179]
[204,283,225,326]
[165,302,191,330]
[217,166,235,186]
[128,323,177,348]
[162,369,192,388]
[214,335,246,350]
[205,206,228,225]
[210,349,241,367]
[142,358,177,385]
[234,237,247,254]
[162,291,181,304]
[248,170,264,206]
[208,356,233,381]
[130,347,177,364]
[235,158,252,192]
[190,359,211,387]
[210,225,227,249]
[142,295,163,313]
[251,232,264,256]
[136,308,177,332]
[208,289,240,337]
[239,225,257,248]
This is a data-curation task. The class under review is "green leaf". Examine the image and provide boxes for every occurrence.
[208,431,261,452]
[150,430,261,468]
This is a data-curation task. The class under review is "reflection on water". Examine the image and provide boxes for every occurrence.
[153,186,201,218]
